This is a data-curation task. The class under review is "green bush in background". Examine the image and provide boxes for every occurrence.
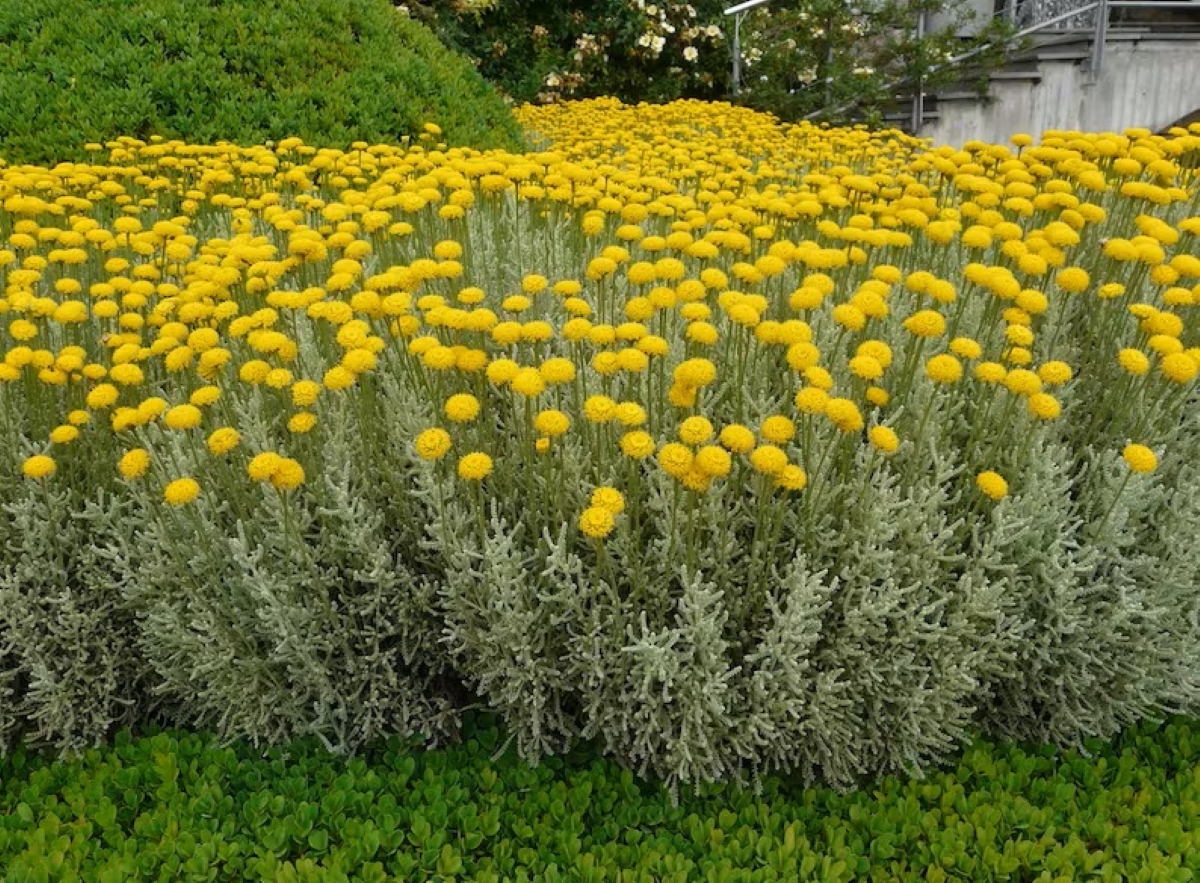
[0,0,524,164]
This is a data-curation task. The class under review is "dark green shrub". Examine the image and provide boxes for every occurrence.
[0,0,524,164]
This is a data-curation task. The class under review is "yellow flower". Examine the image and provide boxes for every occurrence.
[831,304,866,332]
[749,445,788,476]
[1055,267,1090,293]
[22,454,56,479]
[486,358,521,386]
[1027,393,1062,420]
[323,366,357,391]
[868,426,899,454]
[118,448,150,480]
[760,415,795,444]
[1122,444,1157,474]
[672,358,717,388]
[49,425,79,445]
[510,368,546,398]
[803,367,834,391]
[190,386,222,407]
[775,464,808,491]
[1037,361,1073,386]
[579,506,615,539]
[164,404,203,431]
[949,337,983,360]
[108,363,144,386]
[619,430,656,459]
[539,357,576,384]
[86,384,120,409]
[534,409,571,437]
[925,354,963,384]
[679,416,714,445]
[1117,349,1150,376]
[138,398,169,421]
[164,478,200,506]
[521,274,548,294]
[207,427,241,456]
[1161,352,1197,384]
[848,355,884,381]
[583,395,617,423]
[718,424,756,453]
[444,393,481,423]
[292,380,321,407]
[694,445,732,478]
[415,428,452,460]
[794,387,830,415]
[657,442,694,477]
[288,412,318,434]
[613,402,647,426]
[457,452,494,481]
[248,452,283,482]
[590,486,626,514]
[270,458,306,491]
[825,398,864,433]
[976,470,1009,500]
[1003,369,1042,396]
[903,310,946,338]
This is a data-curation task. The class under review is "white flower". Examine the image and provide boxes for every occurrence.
[651,35,666,54]
[637,33,653,47]
[705,25,722,39]
[683,46,699,62]
[646,3,658,14]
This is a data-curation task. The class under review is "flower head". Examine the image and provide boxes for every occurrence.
[118,448,150,480]
[415,428,452,461]
[579,506,615,539]
[976,470,1009,500]
[207,427,241,456]
[868,426,899,454]
[619,430,656,459]
[164,477,201,506]
[1122,444,1157,474]
[590,486,625,514]
[458,452,494,481]
[444,393,481,423]
[22,454,56,479]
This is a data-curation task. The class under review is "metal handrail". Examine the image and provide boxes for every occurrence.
[801,1,1102,125]
[798,0,1200,129]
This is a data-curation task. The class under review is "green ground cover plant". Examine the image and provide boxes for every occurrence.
[1,716,1197,881]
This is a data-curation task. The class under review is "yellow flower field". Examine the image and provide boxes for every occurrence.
[3,100,1196,522]
[2,99,1198,782]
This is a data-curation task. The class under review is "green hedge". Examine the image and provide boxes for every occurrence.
[1,717,1197,881]
[0,0,523,164]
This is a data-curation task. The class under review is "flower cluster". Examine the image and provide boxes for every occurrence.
[0,99,1196,555]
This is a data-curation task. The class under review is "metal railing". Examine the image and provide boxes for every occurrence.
[723,0,1200,131]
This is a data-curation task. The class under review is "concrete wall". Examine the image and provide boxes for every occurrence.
[924,39,1200,145]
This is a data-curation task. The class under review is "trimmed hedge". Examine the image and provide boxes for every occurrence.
[0,0,524,164]
[1,717,1197,881]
